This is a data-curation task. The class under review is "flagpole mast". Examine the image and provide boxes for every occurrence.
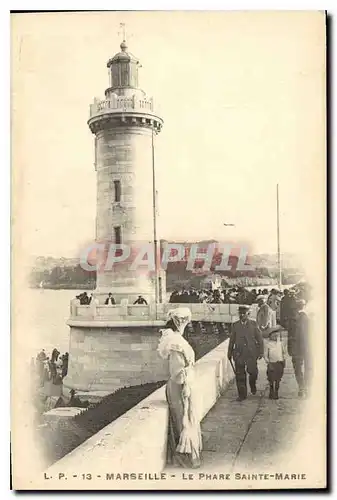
[277,183,282,290]
[152,128,159,312]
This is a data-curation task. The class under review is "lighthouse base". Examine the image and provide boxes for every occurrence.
[63,323,169,395]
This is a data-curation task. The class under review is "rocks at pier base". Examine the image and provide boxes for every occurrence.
[43,407,87,424]
[72,391,112,405]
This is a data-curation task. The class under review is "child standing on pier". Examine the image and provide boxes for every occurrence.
[264,330,287,399]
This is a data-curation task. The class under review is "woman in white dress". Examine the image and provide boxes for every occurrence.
[158,307,202,468]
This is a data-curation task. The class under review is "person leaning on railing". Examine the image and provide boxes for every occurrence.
[133,295,148,305]
[105,293,116,305]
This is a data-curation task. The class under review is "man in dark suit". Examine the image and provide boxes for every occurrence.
[105,293,116,305]
[292,299,311,397]
[228,305,264,401]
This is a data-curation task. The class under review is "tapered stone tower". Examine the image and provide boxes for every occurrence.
[63,39,168,397]
[88,39,165,304]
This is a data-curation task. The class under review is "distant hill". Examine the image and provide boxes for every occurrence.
[250,253,303,271]
[29,239,303,289]
[32,256,80,271]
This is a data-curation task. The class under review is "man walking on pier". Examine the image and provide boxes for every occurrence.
[228,305,264,401]
[291,299,311,397]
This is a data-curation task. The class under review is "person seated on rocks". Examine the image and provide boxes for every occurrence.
[54,395,66,408]
[68,389,87,407]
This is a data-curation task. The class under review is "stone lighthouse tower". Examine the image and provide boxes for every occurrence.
[88,38,164,304]
[63,39,169,397]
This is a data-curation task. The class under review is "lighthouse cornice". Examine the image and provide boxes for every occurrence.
[88,110,163,135]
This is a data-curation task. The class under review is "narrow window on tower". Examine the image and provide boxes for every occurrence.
[114,226,121,245]
[121,63,129,86]
[114,180,121,202]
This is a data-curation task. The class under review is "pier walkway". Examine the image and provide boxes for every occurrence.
[167,357,308,476]
[200,358,304,472]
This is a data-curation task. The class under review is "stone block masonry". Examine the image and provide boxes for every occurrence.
[43,340,234,486]
[63,326,170,393]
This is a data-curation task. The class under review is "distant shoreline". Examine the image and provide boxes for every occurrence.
[30,284,95,290]
[30,282,282,292]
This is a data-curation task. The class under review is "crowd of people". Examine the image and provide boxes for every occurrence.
[31,279,310,471]
[170,285,308,315]
[72,286,309,311]
[229,289,311,401]
[158,289,312,468]
[32,348,69,388]
[32,348,90,419]
[169,287,281,305]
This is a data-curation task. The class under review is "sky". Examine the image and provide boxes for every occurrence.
[11,11,326,262]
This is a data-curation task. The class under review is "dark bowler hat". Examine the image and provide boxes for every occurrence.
[238,305,250,312]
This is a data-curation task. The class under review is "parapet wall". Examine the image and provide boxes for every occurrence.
[70,302,258,325]
[44,339,234,477]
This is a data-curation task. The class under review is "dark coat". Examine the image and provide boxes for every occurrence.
[292,311,310,358]
[134,298,148,305]
[280,295,297,327]
[228,319,264,361]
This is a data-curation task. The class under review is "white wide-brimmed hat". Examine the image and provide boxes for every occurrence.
[167,307,192,322]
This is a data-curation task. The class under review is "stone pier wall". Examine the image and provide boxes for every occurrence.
[44,340,234,484]
[63,325,169,393]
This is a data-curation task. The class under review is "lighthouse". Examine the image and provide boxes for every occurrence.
[88,37,165,304]
[63,37,169,397]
